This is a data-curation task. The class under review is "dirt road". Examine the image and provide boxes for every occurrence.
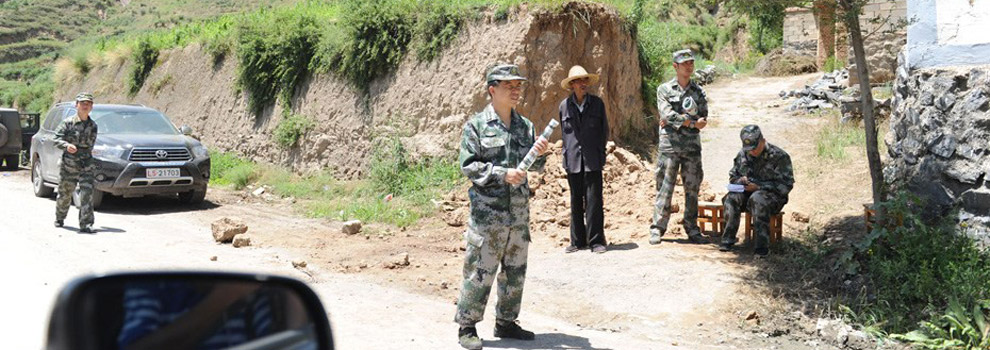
[2,72,861,350]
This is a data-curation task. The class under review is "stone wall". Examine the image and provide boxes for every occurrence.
[886,61,990,241]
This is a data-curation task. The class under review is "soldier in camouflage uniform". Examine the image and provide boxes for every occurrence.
[719,125,794,257]
[454,64,549,350]
[650,49,709,245]
[53,92,99,233]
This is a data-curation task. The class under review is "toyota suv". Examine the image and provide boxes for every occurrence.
[30,103,211,208]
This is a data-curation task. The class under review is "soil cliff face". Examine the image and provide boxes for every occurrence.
[57,2,645,178]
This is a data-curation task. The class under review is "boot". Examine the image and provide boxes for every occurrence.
[494,321,535,340]
[649,227,663,245]
[458,326,482,350]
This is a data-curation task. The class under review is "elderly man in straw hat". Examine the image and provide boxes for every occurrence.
[650,49,709,245]
[558,65,609,254]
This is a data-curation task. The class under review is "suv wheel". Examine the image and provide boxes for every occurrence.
[32,160,54,197]
[72,188,104,209]
[178,189,206,204]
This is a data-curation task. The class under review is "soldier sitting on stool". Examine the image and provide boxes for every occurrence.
[720,125,794,256]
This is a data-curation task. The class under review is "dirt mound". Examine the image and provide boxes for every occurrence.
[755,48,818,77]
[58,2,645,179]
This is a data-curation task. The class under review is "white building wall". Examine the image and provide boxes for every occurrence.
[907,0,990,68]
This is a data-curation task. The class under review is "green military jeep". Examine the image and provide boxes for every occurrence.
[0,108,40,170]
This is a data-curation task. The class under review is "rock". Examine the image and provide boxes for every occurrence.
[929,134,957,158]
[606,141,616,154]
[791,212,810,223]
[443,208,467,227]
[945,163,984,184]
[384,252,411,268]
[961,189,990,215]
[252,187,266,197]
[232,234,252,248]
[211,218,248,243]
[342,220,363,235]
[670,203,680,214]
[292,260,307,268]
[209,256,218,261]
[935,93,957,112]
[846,330,872,350]
[964,88,989,112]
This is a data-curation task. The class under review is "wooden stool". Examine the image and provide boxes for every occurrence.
[864,203,904,232]
[697,202,723,235]
[744,211,784,245]
[864,203,876,232]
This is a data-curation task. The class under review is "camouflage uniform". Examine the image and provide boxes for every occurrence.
[54,113,98,228]
[721,125,794,252]
[651,72,708,239]
[454,103,546,327]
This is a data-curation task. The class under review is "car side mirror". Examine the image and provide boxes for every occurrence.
[179,125,193,136]
[46,272,334,350]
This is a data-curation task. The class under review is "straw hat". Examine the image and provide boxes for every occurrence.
[560,65,600,90]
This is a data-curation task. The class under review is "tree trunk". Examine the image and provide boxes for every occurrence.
[813,0,837,70]
[840,0,885,212]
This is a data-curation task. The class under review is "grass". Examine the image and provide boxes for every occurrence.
[208,145,461,228]
[815,109,866,161]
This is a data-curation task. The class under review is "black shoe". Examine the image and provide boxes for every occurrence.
[79,226,94,234]
[718,243,733,252]
[54,220,64,228]
[494,321,535,340]
[755,247,769,257]
[458,326,483,349]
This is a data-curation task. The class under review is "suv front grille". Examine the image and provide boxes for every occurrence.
[129,148,192,162]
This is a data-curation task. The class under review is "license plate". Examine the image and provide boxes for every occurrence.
[146,168,180,178]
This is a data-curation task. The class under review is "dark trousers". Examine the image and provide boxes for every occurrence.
[721,190,786,249]
[566,171,605,247]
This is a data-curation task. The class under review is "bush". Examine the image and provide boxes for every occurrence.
[850,193,990,333]
[235,8,320,115]
[414,2,465,61]
[273,113,314,148]
[128,37,159,96]
[332,0,415,89]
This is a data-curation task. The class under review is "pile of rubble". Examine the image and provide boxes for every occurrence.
[780,69,848,112]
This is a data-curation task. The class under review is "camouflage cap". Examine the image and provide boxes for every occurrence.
[672,49,695,64]
[740,124,763,151]
[485,64,527,84]
[75,92,94,102]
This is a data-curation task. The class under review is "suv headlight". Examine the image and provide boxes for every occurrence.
[93,145,126,160]
[192,145,209,159]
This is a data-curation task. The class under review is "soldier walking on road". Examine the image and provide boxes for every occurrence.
[54,92,99,233]
[650,49,709,245]
[454,64,549,350]
[719,125,794,256]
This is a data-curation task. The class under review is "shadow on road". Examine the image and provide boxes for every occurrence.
[606,242,638,251]
[97,195,220,215]
[485,332,612,350]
